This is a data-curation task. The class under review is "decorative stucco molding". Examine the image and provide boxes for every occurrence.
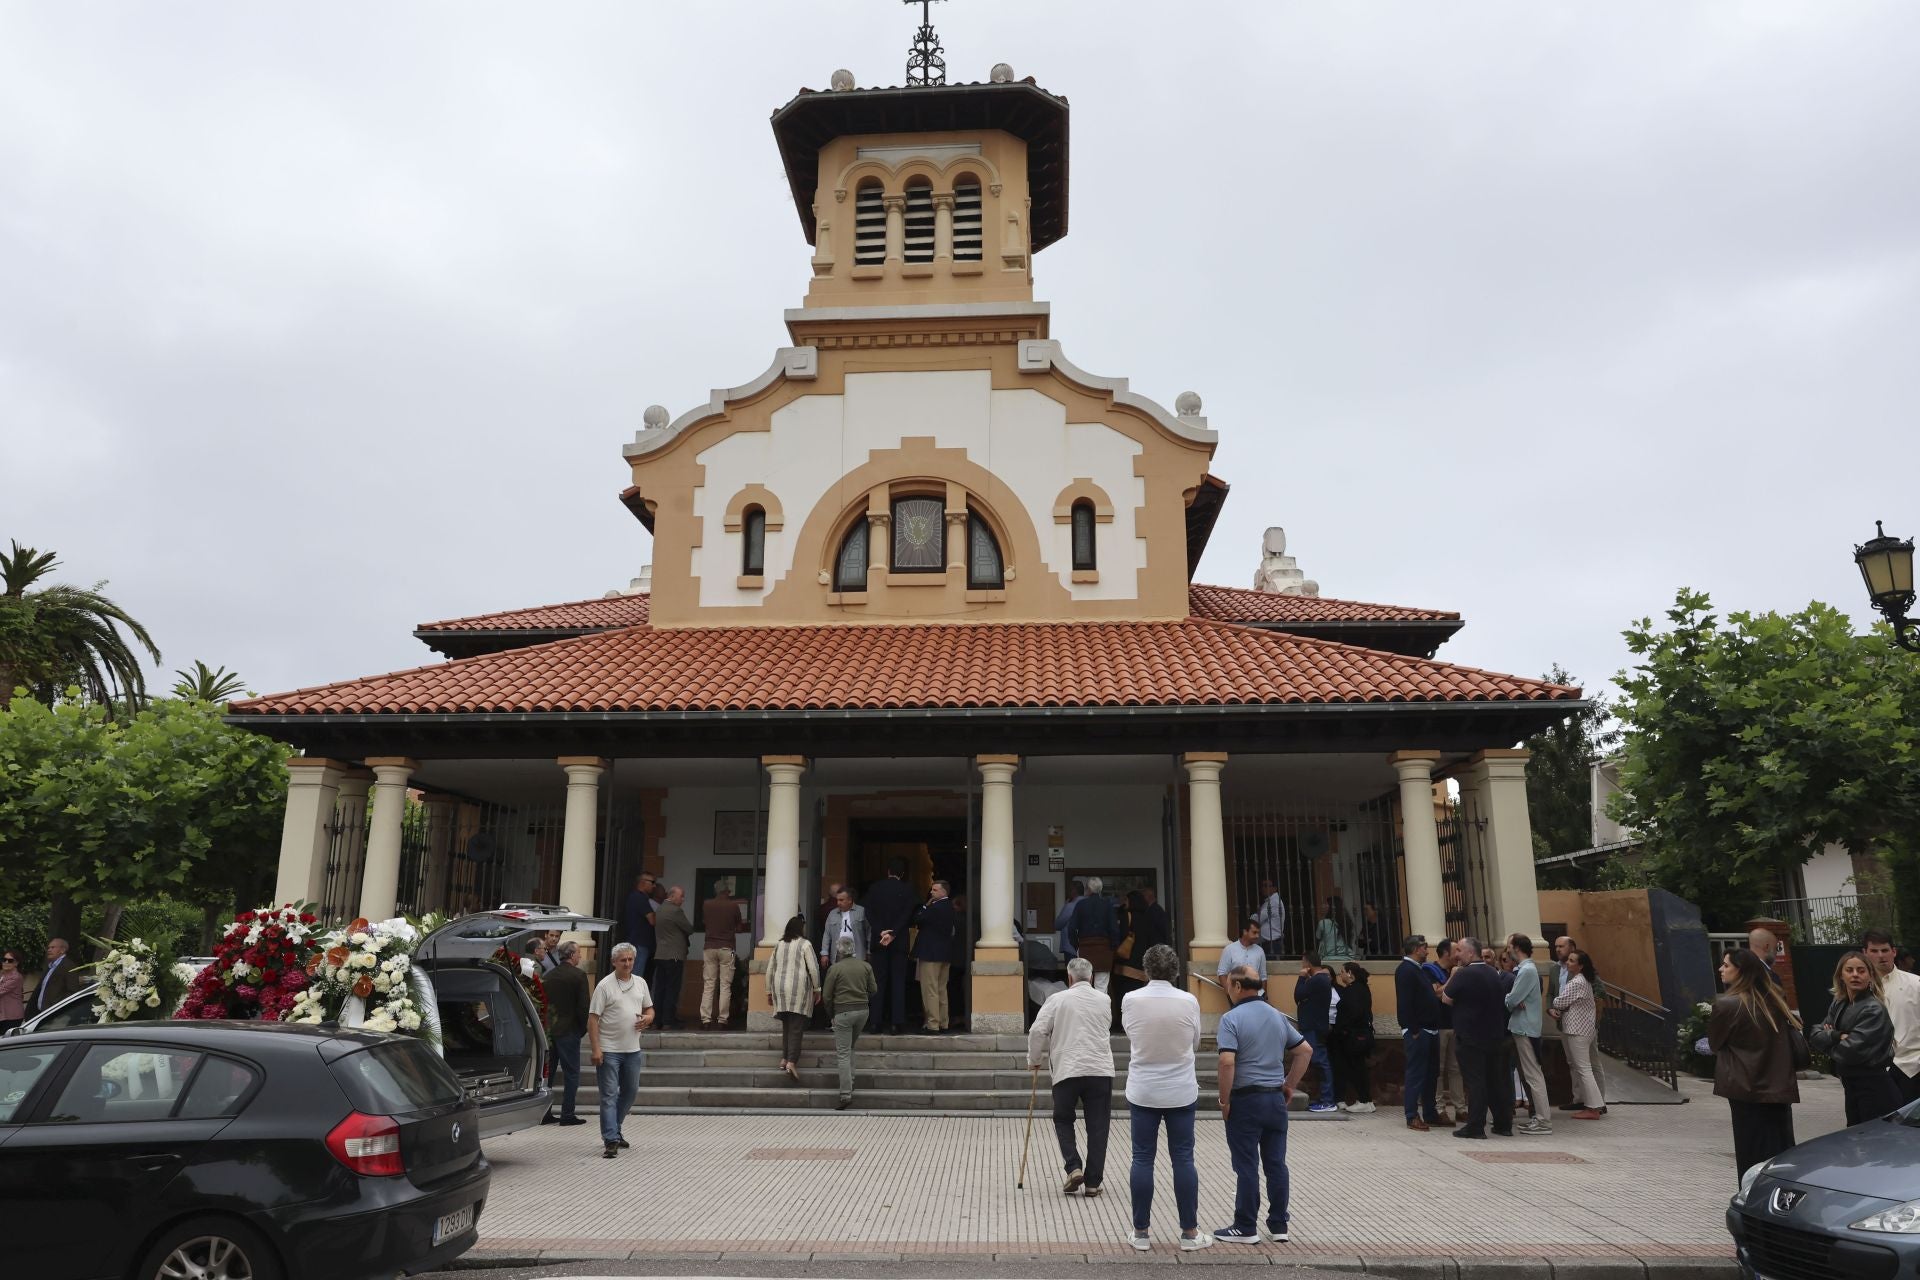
[1016,339,1217,446]
[1052,478,1117,524]
[624,346,820,459]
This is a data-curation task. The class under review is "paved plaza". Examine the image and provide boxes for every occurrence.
[444,1070,1849,1276]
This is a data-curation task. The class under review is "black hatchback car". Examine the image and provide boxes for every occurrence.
[0,1021,489,1280]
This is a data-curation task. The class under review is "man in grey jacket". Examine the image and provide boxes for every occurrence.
[1028,956,1116,1196]
[652,886,694,1030]
[821,887,869,968]
[1505,934,1553,1135]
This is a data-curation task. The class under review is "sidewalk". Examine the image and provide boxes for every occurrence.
[463,1072,1845,1275]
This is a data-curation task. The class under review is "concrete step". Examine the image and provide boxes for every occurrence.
[594,1068,1199,1091]
[570,1085,1348,1116]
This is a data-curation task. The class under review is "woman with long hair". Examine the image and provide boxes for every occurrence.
[765,913,820,1082]
[1328,961,1376,1113]
[1709,948,1802,1177]
[1314,896,1354,967]
[1810,950,1903,1126]
[1549,949,1605,1120]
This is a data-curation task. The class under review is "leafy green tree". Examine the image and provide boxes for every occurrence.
[0,695,288,944]
[1611,589,1920,930]
[1523,663,1619,860]
[0,541,160,712]
[171,661,248,704]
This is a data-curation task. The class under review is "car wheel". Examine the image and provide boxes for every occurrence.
[134,1216,283,1280]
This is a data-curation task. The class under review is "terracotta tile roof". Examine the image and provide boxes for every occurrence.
[232,618,1577,717]
[1187,583,1458,624]
[416,594,651,633]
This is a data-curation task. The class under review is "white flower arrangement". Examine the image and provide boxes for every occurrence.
[88,935,184,1024]
[288,915,430,1040]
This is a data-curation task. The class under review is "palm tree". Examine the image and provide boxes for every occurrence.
[0,540,161,711]
[171,660,248,703]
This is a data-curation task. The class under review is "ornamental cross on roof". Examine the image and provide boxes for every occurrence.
[904,0,947,86]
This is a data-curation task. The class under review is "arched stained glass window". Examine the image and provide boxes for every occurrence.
[968,511,1003,589]
[1071,501,1097,572]
[742,507,766,577]
[835,518,870,592]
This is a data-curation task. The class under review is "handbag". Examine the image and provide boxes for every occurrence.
[1787,1018,1812,1072]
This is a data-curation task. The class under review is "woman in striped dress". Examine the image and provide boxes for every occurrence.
[766,914,820,1081]
[1549,949,1605,1120]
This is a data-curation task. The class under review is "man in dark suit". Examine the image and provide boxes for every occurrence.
[29,937,81,1018]
[1394,934,1444,1131]
[912,880,959,1033]
[863,859,917,1035]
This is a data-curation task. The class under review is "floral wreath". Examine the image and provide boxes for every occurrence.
[178,904,319,1021]
[493,946,552,1032]
[289,916,428,1037]
[86,933,188,1023]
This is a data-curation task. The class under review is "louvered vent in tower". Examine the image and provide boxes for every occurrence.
[903,183,935,263]
[854,184,886,265]
[953,181,983,262]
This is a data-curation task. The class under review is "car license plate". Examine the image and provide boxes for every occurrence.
[432,1204,473,1245]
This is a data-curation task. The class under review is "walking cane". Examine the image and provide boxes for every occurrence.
[1016,1063,1039,1189]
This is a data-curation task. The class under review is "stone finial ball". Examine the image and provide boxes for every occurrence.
[1175,390,1203,417]
[830,69,855,91]
[990,63,1015,84]
[642,404,670,430]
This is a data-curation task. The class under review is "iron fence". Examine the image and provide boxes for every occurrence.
[317,792,370,922]
[1437,806,1496,945]
[1595,982,1679,1089]
[1770,894,1894,946]
[1225,795,1403,959]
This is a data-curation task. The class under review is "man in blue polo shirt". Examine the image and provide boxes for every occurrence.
[1213,964,1311,1246]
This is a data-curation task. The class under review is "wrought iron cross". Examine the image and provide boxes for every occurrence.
[904,0,947,87]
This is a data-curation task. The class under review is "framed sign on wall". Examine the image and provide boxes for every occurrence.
[712,810,763,858]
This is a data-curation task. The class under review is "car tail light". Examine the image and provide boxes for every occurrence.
[326,1111,404,1177]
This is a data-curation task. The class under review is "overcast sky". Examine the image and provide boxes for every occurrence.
[3,2,1916,711]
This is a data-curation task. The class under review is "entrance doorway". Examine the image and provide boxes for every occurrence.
[846,816,970,1030]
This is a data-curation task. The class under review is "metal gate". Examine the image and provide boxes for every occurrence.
[1437,807,1496,944]
[1224,794,1404,959]
[317,792,370,922]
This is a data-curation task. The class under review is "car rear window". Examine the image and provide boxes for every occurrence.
[329,1041,465,1114]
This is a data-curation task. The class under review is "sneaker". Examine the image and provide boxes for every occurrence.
[616,1138,631,1149]
[1180,1232,1215,1251]
[1265,1225,1289,1244]
[1128,1231,1151,1252]
[1335,1101,1348,1111]
[1308,1102,1338,1113]
[1212,1226,1262,1245]
[1349,1102,1376,1115]
[1521,1120,1554,1136]
[1085,1185,1103,1199]
[1063,1171,1085,1195]
[602,1142,618,1159]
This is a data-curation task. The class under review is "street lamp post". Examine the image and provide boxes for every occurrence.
[1855,521,1918,653]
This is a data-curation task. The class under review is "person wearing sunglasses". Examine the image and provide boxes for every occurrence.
[0,950,25,1031]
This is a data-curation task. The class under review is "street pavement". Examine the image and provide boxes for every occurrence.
[425,1069,1851,1278]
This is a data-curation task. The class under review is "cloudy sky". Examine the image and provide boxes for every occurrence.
[3,2,1916,710]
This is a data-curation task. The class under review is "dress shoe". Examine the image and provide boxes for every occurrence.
[1406,1117,1430,1132]
[1452,1127,1486,1139]
[558,1116,587,1126]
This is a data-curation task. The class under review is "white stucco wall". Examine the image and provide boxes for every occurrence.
[690,370,1147,606]
[1800,843,1858,902]
[658,785,765,957]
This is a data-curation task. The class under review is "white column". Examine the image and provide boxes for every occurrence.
[883,194,906,263]
[759,756,806,945]
[273,758,347,908]
[933,192,955,261]
[1184,753,1230,947]
[1473,750,1542,944]
[976,755,1019,946]
[557,756,608,920]
[358,757,417,920]
[1394,751,1447,944]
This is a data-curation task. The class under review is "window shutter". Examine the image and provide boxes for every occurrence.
[953,181,983,262]
[854,186,886,265]
[903,183,935,264]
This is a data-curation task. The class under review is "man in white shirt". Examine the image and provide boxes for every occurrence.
[1257,881,1286,962]
[1028,956,1117,1197]
[1121,944,1213,1252]
[1865,929,1920,1103]
[588,942,654,1159]
[1217,918,1268,982]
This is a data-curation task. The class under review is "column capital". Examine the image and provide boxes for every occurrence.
[286,756,351,773]
[1181,751,1229,766]
[364,755,418,771]
[760,754,808,768]
[932,192,956,211]
[975,753,1021,767]
[284,758,348,787]
[882,194,907,213]
[1389,749,1443,764]
[557,755,610,770]
[1469,748,1532,776]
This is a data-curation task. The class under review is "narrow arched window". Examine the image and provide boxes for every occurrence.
[741,507,765,577]
[967,509,1003,589]
[1071,501,1097,571]
[903,179,935,263]
[953,178,983,261]
[890,496,945,571]
[835,518,870,592]
[854,182,886,265]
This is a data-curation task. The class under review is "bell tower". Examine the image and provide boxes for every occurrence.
[769,62,1069,311]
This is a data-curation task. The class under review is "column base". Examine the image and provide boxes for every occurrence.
[744,946,773,1032]
[970,944,1023,1035]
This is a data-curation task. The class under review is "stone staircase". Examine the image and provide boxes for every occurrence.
[570,1029,1344,1115]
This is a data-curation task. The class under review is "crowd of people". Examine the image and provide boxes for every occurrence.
[0,936,82,1032]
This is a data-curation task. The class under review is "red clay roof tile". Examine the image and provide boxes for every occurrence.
[416,593,650,633]
[233,618,1577,717]
[1186,583,1458,624]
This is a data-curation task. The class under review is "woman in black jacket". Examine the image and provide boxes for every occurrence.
[1810,949,1903,1126]
[1328,961,1376,1113]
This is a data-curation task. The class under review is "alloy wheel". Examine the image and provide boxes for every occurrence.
[156,1235,255,1280]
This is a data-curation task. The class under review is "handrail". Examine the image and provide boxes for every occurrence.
[1602,982,1669,1016]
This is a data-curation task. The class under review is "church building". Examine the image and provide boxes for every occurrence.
[232,54,1581,1032]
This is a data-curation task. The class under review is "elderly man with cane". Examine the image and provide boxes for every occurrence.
[1027,956,1116,1196]
[1213,963,1312,1244]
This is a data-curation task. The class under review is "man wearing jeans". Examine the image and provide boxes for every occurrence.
[1291,953,1337,1113]
[543,941,591,1126]
[1504,934,1553,1135]
[1121,944,1213,1252]
[588,942,653,1158]
[1213,963,1312,1244]
[1028,956,1116,1196]
[1394,935,1443,1131]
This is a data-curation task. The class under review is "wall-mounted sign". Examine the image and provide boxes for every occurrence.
[1027,853,1041,867]
[1047,851,1066,872]
[1046,824,1065,849]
